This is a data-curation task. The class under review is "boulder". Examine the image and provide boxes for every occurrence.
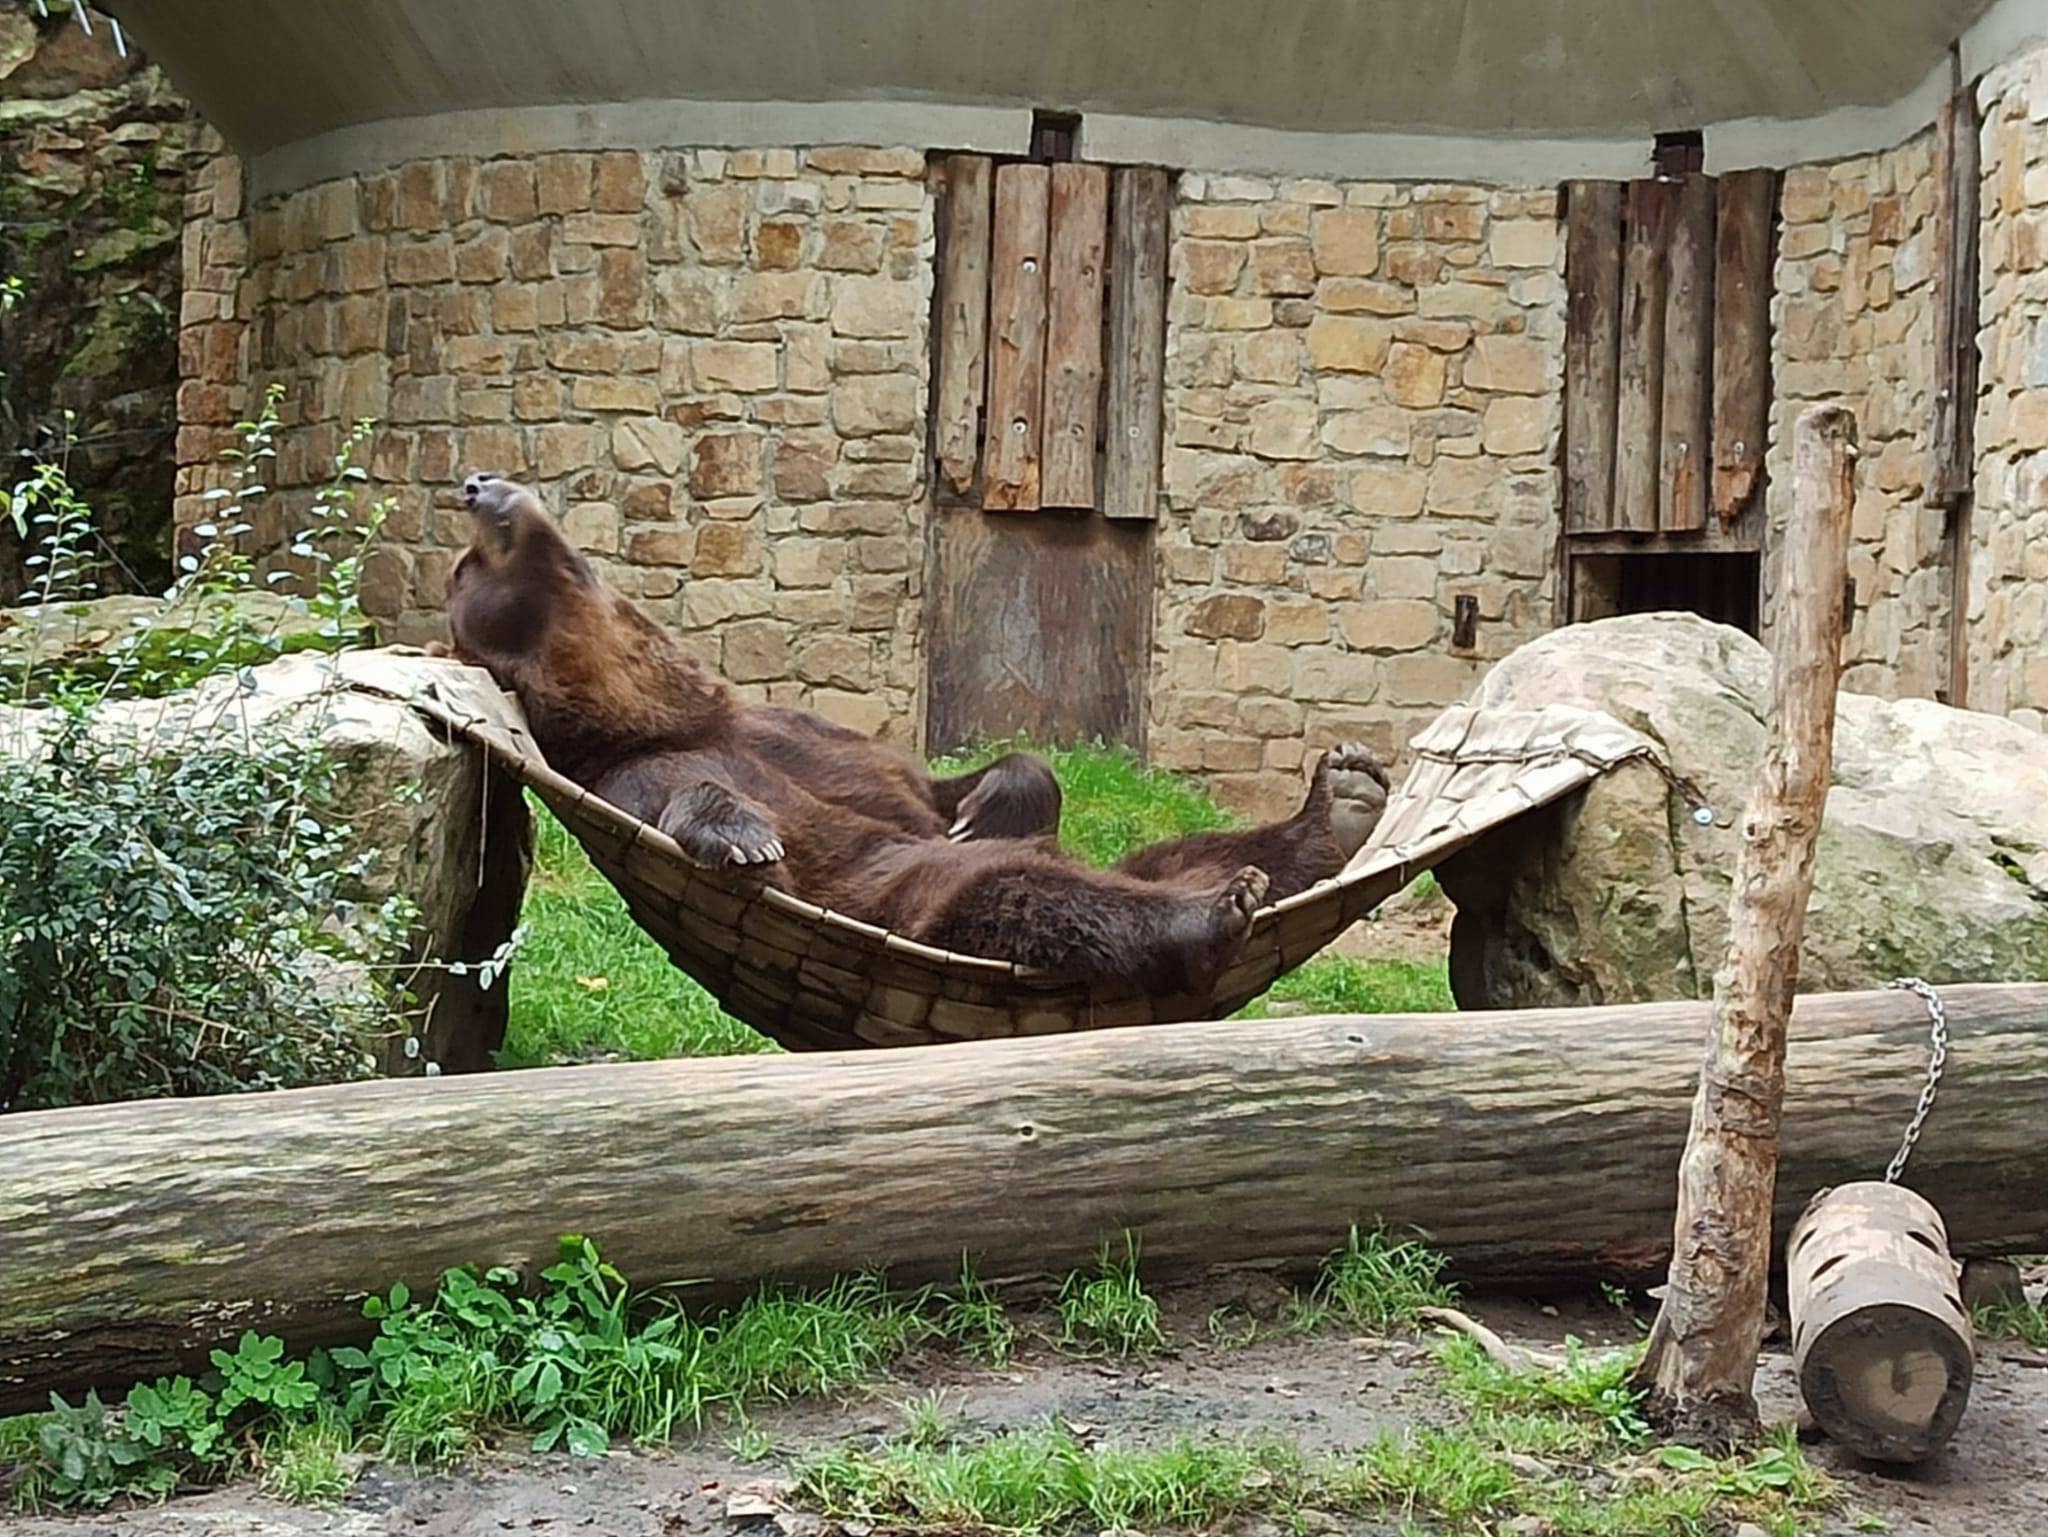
[0,647,532,1073]
[0,590,366,697]
[1436,613,2048,1009]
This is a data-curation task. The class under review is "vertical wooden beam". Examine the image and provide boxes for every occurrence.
[1631,403,1858,1447]
[981,163,1051,511]
[1935,83,1983,708]
[1041,162,1109,509]
[934,154,992,497]
[1660,174,1715,533]
[1712,169,1777,528]
[1615,179,1674,533]
[1564,180,1624,534]
[1933,90,1982,506]
[1103,166,1171,522]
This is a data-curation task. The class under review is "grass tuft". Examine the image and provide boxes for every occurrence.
[1054,1234,1166,1359]
[1974,1293,2048,1349]
[1294,1224,1459,1334]
[931,1256,1018,1368]
[799,1426,1304,1537]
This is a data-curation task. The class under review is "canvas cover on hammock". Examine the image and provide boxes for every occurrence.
[362,650,1661,1051]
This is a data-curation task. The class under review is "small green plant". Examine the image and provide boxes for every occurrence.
[27,1392,179,1508]
[1055,1233,1166,1359]
[259,1414,354,1504]
[1974,1294,2048,1349]
[799,1425,1304,1537]
[729,1424,776,1463]
[1432,1332,1653,1454]
[931,1256,1017,1367]
[212,1332,321,1418]
[1293,1224,1458,1333]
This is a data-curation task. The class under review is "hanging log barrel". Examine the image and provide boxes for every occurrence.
[1788,1181,1975,1462]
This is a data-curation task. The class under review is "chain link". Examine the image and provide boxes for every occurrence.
[1883,977,1949,1184]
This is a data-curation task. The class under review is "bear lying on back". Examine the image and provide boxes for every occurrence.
[443,474,1390,994]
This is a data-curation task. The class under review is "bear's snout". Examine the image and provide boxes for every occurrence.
[462,472,501,507]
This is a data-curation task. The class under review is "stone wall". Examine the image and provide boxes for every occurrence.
[1766,135,1950,701]
[1972,46,2048,733]
[177,143,935,741]
[1151,175,1562,818]
[1,9,193,599]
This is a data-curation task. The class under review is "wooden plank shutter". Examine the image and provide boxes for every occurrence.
[981,162,1051,510]
[1711,169,1775,525]
[934,154,992,495]
[1660,174,1714,533]
[1563,180,1623,533]
[1614,179,1673,533]
[1932,88,1981,505]
[1042,162,1109,509]
[1103,165,1171,521]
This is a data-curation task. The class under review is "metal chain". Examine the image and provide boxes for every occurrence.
[1883,977,1950,1184]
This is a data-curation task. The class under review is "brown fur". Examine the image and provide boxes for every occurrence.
[445,474,1386,992]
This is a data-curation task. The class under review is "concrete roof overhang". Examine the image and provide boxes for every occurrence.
[100,0,2048,195]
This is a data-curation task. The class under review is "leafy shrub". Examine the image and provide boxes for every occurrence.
[0,715,406,1109]
[0,385,415,1111]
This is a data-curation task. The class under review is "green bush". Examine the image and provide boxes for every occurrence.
[1,384,414,1111]
[0,717,404,1109]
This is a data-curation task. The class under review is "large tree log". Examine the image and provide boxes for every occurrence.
[5,984,2047,1412]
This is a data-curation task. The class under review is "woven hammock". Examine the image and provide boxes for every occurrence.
[377,652,1660,1051]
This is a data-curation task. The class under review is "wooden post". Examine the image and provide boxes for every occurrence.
[1102,166,1171,521]
[981,163,1051,511]
[1564,180,1624,533]
[1614,179,1673,533]
[1712,169,1777,526]
[1041,162,1108,509]
[1788,1182,1974,1462]
[1631,403,1859,1448]
[934,154,993,495]
[1660,174,1714,533]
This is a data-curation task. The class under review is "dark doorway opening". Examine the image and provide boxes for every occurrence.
[1571,551,1762,638]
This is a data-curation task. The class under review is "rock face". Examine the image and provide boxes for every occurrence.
[1436,614,2048,1010]
[0,647,533,1072]
[0,10,194,599]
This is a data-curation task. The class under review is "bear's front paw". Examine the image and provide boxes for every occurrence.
[658,783,785,868]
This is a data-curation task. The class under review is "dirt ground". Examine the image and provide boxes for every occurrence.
[15,1278,2046,1537]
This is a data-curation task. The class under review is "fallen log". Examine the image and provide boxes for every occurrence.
[4,983,2046,1411]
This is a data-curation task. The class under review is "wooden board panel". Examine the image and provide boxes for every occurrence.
[1659,173,1714,533]
[924,508,1153,757]
[1564,180,1624,533]
[980,163,1051,510]
[1615,179,1673,534]
[1042,162,1109,509]
[934,153,992,496]
[1933,90,1982,506]
[1712,168,1777,527]
[1103,166,1171,521]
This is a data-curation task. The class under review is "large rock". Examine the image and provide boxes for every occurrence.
[0,591,362,694]
[0,647,532,1073]
[1436,614,2048,1009]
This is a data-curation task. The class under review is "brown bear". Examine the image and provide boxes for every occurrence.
[442,473,1390,995]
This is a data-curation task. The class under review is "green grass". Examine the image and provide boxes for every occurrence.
[1053,1233,1166,1359]
[1974,1293,2048,1348]
[1293,1224,1460,1333]
[497,808,775,1067]
[799,1426,1306,1537]
[794,1415,1836,1537]
[501,741,1450,1069]
[0,1240,1015,1511]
